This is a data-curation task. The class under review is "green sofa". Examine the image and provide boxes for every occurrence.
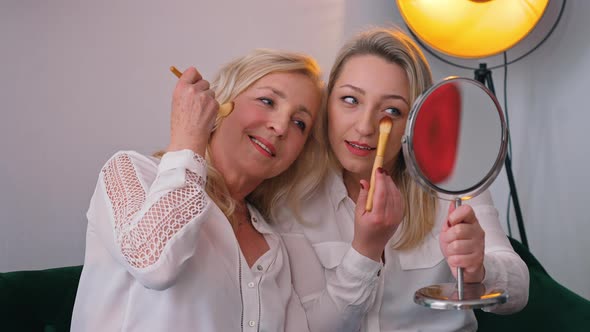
[1,238,589,331]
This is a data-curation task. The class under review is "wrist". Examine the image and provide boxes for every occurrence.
[167,140,207,157]
[352,239,383,262]
[472,266,486,283]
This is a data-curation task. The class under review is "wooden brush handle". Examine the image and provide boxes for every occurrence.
[170,66,183,78]
[366,155,384,211]
[366,128,391,211]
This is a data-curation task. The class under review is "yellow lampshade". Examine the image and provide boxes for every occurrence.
[397,0,549,58]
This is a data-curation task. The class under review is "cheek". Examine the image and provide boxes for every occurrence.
[385,126,406,158]
[386,141,402,161]
[327,108,350,139]
[327,111,338,138]
[281,136,307,166]
[215,118,239,140]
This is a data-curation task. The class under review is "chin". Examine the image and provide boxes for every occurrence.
[340,161,370,177]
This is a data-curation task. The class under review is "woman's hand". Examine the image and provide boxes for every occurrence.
[439,203,486,283]
[352,168,404,262]
[167,67,219,156]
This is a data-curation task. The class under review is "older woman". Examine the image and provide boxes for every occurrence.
[72,49,325,331]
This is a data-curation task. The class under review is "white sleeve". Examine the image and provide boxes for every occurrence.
[471,191,530,314]
[282,231,381,332]
[88,149,212,290]
[319,248,381,332]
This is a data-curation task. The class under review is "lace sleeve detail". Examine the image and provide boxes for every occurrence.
[101,152,208,269]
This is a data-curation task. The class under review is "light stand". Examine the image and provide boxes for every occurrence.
[473,63,529,248]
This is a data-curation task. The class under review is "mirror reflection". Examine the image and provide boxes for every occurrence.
[405,77,507,199]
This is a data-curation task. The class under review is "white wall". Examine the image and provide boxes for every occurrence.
[1,0,588,300]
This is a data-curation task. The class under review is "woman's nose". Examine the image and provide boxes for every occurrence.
[355,107,377,137]
[268,110,290,137]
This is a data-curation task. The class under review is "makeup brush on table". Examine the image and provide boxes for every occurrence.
[366,117,393,212]
[170,66,234,117]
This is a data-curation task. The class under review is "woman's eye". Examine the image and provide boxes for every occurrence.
[259,97,273,106]
[293,120,307,132]
[384,107,401,117]
[342,96,357,105]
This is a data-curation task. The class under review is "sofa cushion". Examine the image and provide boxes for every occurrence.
[0,266,82,332]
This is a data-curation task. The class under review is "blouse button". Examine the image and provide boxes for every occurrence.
[248,282,255,288]
[248,320,256,327]
[256,265,263,271]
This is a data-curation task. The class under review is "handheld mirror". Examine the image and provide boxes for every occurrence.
[402,77,508,310]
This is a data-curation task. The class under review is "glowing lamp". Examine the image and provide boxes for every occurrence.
[397,0,549,58]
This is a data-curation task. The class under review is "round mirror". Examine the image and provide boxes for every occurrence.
[402,76,509,310]
[402,77,508,201]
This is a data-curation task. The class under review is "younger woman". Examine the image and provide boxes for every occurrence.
[278,28,529,332]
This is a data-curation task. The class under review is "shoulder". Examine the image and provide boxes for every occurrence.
[101,150,159,172]
[97,150,160,189]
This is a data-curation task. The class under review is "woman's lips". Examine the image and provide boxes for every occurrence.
[249,135,276,157]
[345,140,375,157]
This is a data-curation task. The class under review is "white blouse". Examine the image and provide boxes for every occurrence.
[71,150,309,332]
[275,170,529,332]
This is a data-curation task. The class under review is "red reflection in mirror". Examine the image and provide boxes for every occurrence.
[413,82,461,183]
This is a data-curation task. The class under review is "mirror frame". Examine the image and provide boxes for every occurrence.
[402,76,509,201]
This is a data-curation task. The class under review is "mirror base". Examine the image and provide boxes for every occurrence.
[414,283,507,310]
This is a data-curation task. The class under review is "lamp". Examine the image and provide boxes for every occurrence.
[397,0,567,249]
[398,0,549,59]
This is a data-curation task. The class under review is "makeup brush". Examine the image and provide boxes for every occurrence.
[170,66,234,117]
[366,117,393,212]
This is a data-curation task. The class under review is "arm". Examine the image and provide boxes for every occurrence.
[476,192,529,314]
[284,170,399,331]
[439,190,529,313]
[308,248,382,332]
[282,232,382,332]
[92,149,212,290]
[92,66,220,289]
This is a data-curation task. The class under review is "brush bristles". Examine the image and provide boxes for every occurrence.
[219,102,234,117]
[379,117,393,134]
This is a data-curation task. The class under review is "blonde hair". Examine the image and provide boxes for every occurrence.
[326,28,437,250]
[159,49,326,226]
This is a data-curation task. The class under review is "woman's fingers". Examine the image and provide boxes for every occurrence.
[179,66,203,84]
[440,204,485,282]
[441,223,485,242]
[448,205,477,226]
[371,170,403,221]
[355,180,370,216]
[352,171,403,261]
[446,252,484,271]
[192,78,210,92]
[369,169,388,216]
[443,238,480,256]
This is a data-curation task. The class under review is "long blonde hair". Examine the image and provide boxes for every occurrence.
[326,28,437,250]
[160,49,326,225]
